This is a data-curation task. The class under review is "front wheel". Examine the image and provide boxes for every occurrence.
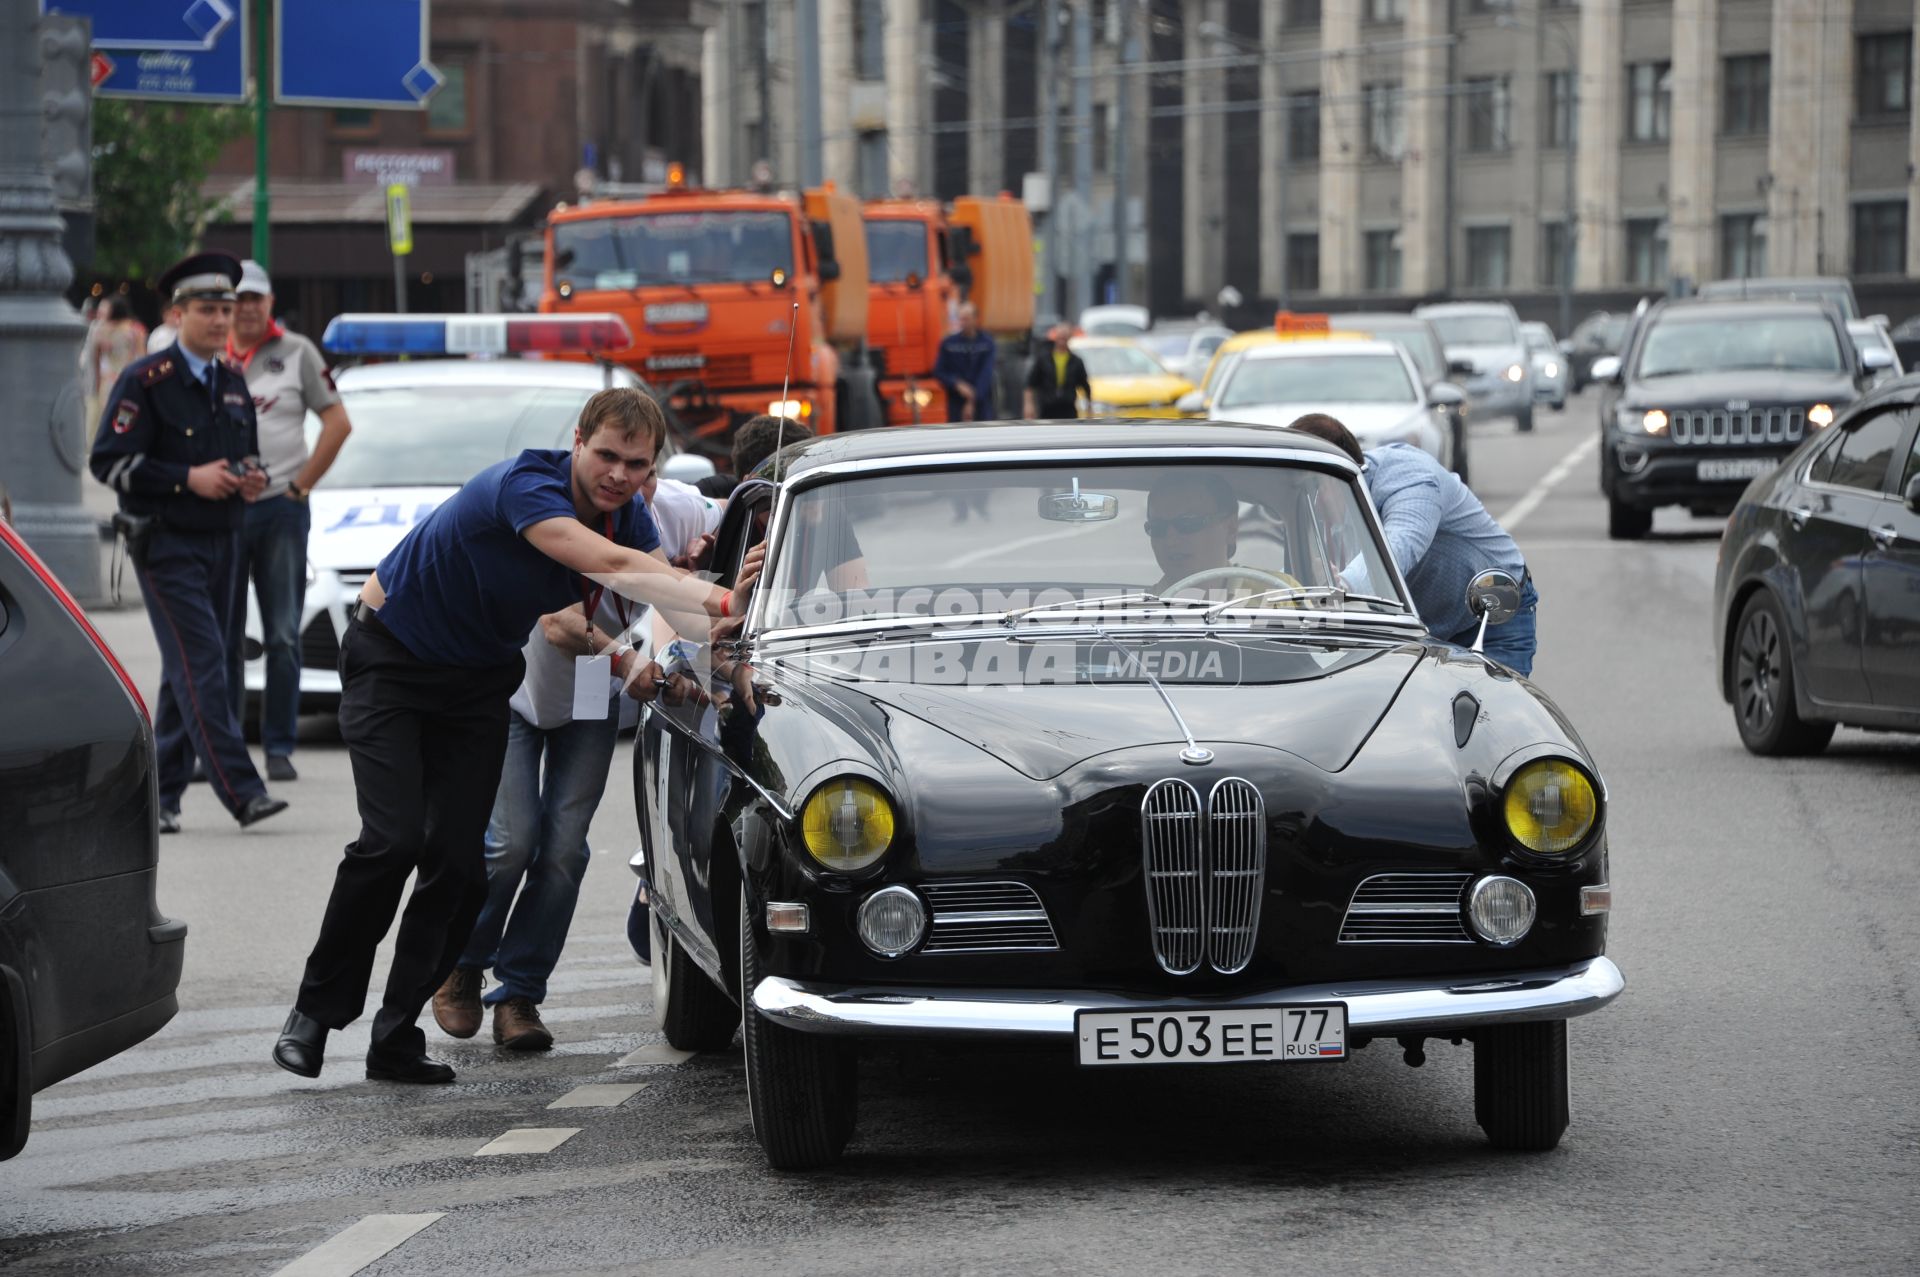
[1515,405,1535,433]
[652,907,740,1052]
[1607,497,1652,540]
[1474,1019,1570,1151]
[739,888,857,1170]
[1733,592,1836,757]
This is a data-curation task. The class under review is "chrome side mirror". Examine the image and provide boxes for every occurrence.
[1589,355,1622,383]
[1465,569,1522,654]
[1862,345,1894,371]
[1174,389,1207,416]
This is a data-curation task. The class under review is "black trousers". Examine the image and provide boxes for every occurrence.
[295,613,524,1050]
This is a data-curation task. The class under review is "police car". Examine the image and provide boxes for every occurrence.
[241,313,712,719]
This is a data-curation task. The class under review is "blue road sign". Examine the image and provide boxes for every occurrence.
[274,0,443,110]
[88,6,247,102]
[41,0,235,51]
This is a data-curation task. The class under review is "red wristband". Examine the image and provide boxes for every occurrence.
[720,591,732,618]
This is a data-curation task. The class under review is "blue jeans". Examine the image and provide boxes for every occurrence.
[226,494,310,758]
[1446,577,1540,677]
[460,707,620,1004]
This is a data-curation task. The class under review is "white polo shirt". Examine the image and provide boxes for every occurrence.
[229,329,340,498]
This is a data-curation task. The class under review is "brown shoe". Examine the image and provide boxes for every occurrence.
[431,966,484,1039]
[492,996,554,1051]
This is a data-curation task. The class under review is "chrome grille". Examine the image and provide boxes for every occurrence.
[1338,872,1473,944]
[1140,776,1268,975]
[1206,779,1265,974]
[921,881,1059,953]
[1668,407,1804,447]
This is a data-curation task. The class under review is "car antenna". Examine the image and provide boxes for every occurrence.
[774,300,800,480]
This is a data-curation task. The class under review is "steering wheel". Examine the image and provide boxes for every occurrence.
[1162,565,1306,606]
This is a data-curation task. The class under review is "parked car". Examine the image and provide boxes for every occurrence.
[1141,322,1234,383]
[1712,375,1920,753]
[1332,312,1473,485]
[1076,304,1151,337]
[634,418,1623,1169]
[1522,322,1568,410]
[1415,301,1536,432]
[1562,311,1630,392]
[1696,275,1860,321]
[1592,298,1866,540]
[1210,340,1451,466]
[1846,318,1903,387]
[1,520,184,1160]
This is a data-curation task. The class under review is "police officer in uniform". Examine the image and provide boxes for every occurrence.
[89,252,289,833]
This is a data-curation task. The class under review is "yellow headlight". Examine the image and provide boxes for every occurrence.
[801,777,896,872]
[1503,759,1597,855]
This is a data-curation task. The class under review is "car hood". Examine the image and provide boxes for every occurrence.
[1620,369,1857,409]
[307,486,456,572]
[1218,402,1429,442]
[1089,373,1195,407]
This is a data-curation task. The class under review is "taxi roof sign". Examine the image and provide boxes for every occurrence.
[322,313,634,356]
[1274,311,1331,337]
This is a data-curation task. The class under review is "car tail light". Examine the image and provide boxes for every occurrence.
[0,521,148,724]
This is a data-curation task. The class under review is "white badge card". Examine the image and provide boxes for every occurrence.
[572,653,612,720]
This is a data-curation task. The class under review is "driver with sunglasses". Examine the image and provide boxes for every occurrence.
[1145,472,1302,602]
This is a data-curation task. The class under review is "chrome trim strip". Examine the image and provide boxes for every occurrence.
[750,957,1625,1038]
[1345,902,1463,915]
[930,910,1050,925]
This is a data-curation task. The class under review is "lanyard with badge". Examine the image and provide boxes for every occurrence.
[572,512,633,720]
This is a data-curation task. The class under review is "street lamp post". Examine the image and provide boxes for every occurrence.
[1500,12,1576,338]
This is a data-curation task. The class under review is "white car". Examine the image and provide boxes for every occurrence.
[1521,321,1568,409]
[1206,339,1451,467]
[1142,322,1234,382]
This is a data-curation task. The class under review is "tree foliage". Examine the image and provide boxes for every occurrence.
[91,100,249,283]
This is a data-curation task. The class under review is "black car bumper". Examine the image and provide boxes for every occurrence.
[1607,436,1790,513]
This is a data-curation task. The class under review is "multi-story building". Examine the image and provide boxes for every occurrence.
[702,0,1918,327]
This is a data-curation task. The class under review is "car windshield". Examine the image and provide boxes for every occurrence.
[1079,344,1170,378]
[1523,325,1555,352]
[552,210,793,290]
[1216,354,1416,408]
[308,384,594,487]
[1636,316,1846,377]
[1427,314,1517,346]
[1585,315,1629,347]
[1360,323,1444,380]
[761,461,1406,630]
[1145,332,1196,360]
[864,219,928,284]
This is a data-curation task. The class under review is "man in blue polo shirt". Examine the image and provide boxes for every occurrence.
[273,388,755,1085]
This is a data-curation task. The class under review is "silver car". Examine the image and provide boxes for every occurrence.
[1142,322,1234,383]
[1416,301,1537,432]
[1522,322,1567,409]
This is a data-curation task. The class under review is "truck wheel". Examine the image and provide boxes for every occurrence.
[1733,593,1836,757]
[1607,497,1652,540]
[651,907,739,1052]
[739,888,856,1170]
[1474,1020,1570,1152]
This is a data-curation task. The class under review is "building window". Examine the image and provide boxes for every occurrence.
[1366,0,1406,22]
[856,130,889,199]
[1626,218,1669,286]
[1627,61,1672,142]
[1465,227,1509,289]
[1720,213,1767,279]
[426,59,470,134]
[1541,221,1573,289]
[1466,0,1515,13]
[1364,230,1402,292]
[854,0,886,81]
[1364,83,1404,161]
[1464,77,1512,152]
[1092,102,1110,176]
[1287,90,1320,162]
[1287,233,1320,294]
[1284,0,1321,26]
[1857,32,1912,118]
[1853,200,1908,275]
[1721,55,1769,136]
[1544,70,1576,148]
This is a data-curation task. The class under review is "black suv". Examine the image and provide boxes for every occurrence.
[1595,299,1867,539]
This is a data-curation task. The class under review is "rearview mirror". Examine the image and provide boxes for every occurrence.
[1906,474,1920,514]
[817,259,841,282]
[1589,355,1623,383]
[1175,389,1207,415]
[1039,479,1118,523]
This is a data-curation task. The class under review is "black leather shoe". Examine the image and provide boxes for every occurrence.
[273,1009,327,1078]
[236,794,289,827]
[267,755,298,782]
[366,1046,456,1084]
[157,809,181,835]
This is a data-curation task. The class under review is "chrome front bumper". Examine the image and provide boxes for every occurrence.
[751,957,1623,1039]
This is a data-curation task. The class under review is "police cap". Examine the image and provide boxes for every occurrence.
[159,251,243,304]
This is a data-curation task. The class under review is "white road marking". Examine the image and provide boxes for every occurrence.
[270,1213,444,1277]
[547,1082,648,1109]
[473,1127,582,1156]
[1498,435,1600,532]
[617,1043,696,1067]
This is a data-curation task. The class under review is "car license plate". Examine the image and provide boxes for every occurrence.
[1075,1004,1347,1066]
[1697,457,1773,482]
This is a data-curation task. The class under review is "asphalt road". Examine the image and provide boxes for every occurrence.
[4,394,1917,1275]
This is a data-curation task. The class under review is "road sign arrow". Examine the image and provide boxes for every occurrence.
[90,51,115,88]
[42,0,235,51]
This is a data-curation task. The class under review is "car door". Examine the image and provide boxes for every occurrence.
[1862,409,1920,710]
[1786,405,1910,707]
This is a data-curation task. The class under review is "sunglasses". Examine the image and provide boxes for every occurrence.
[1144,511,1226,538]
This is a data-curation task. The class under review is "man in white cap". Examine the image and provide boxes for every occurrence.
[223,259,355,781]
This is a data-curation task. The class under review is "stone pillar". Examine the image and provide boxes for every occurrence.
[1258,1,1286,299]
[967,1,1006,195]
[1668,0,1718,285]
[1318,1,1363,296]
[697,9,736,187]
[1181,0,1227,306]
[1401,0,1449,296]
[820,0,856,189]
[0,0,99,600]
[1910,10,1920,275]
[1573,0,1623,289]
[1768,0,1853,275]
[883,0,925,195]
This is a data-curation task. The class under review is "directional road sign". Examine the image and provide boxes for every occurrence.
[87,5,247,102]
[274,0,443,110]
[41,0,235,50]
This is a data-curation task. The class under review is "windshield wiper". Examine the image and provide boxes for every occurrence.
[999,592,1215,627]
[1202,585,1405,621]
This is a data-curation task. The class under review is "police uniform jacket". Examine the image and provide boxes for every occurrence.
[89,348,260,532]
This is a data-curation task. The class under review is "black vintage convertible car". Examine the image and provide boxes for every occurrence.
[634,420,1622,1168]
[1713,373,1920,753]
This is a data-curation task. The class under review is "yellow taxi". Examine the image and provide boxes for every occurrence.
[1069,336,1194,418]
[1179,313,1370,417]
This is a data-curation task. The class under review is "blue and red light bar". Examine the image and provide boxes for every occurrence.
[321,313,634,356]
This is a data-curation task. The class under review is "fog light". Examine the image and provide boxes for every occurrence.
[1617,448,1649,474]
[1581,884,1612,916]
[856,885,925,957]
[1467,875,1536,947]
[766,901,810,933]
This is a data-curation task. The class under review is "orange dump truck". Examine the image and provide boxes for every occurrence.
[862,194,1033,424]
[540,173,882,463]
